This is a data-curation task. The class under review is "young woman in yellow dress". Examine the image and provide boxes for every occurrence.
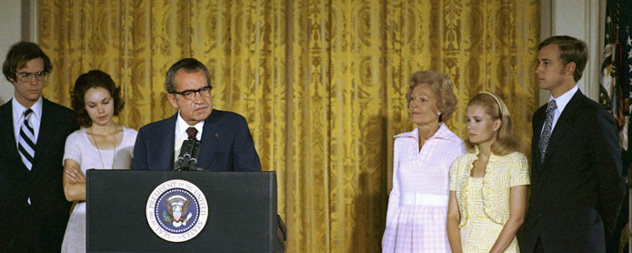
[447,92,530,253]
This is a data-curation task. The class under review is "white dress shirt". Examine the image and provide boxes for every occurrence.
[12,97,43,148]
[173,112,204,162]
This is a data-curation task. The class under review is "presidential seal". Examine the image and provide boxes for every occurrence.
[146,179,208,242]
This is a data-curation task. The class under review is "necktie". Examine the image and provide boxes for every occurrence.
[18,109,36,170]
[539,100,557,163]
[186,127,198,141]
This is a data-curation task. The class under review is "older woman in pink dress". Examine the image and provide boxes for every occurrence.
[382,71,466,253]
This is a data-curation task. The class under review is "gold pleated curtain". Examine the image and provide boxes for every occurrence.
[39,1,539,252]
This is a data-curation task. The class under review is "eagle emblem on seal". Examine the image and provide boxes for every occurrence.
[164,195,192,227]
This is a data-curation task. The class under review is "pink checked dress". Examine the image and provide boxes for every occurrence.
[383,124,465,253]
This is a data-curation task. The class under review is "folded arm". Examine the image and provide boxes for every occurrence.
[63,159,86,202]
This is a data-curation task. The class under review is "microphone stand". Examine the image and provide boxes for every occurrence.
[187,140,202,171]
[174,139,193,171]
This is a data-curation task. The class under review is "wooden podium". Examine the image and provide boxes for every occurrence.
[86,170,285,253]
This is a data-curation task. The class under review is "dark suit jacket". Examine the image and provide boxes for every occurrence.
[0,98,77,252]
[131,109,261,171]
[521,90,626,253]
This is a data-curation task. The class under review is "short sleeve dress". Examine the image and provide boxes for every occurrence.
[449,151,530,252]
[60,127,138,253]
[382,124,466,253]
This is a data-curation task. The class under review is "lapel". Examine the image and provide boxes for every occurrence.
[532,105,546,166]
[540,91,584,166]
[34,99,57,164]
[195,110,226,170]
[0,100,22,166]
[160,114,178,170]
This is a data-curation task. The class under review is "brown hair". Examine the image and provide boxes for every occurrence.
[538,35,588,82]
[2,42,52,83]
[70,70,124,127]
[406,71,458,122]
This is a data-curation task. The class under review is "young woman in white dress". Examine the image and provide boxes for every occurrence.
[61,70,138,252]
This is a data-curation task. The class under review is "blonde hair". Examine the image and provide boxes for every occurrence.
[464,92,520,155]
[406,71,458,122]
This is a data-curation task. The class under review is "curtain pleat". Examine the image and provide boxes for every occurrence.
[39,1,539,252]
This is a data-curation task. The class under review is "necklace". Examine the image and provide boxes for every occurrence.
[89,126,119,169]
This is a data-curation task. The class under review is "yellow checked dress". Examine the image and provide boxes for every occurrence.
[449,151,530,253]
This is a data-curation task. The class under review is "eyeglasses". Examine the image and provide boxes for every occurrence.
[170,86,212,100]
[16,71,48,82]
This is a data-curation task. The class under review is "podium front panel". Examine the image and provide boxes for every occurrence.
[86,170,279,253]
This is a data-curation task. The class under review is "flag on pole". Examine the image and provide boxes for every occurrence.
[599,0,632,151]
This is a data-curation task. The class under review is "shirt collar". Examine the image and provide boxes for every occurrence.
[549,85,578,113]
[471,146,502,162]
[395,123,461,143]
[175,111,204,139]
[12,96,43,121]
[433,123,460,141]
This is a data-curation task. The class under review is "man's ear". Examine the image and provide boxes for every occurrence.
[167,94,179,108]
[565,62,576,76]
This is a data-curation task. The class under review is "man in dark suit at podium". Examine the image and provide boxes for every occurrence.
[0,42,78,252]
[131,58,261,172]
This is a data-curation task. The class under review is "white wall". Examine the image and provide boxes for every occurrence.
[0,0,37,105]
[540,0,604,106]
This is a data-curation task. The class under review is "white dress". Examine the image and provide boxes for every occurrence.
[61,127,137,253]
[382,124,465,253]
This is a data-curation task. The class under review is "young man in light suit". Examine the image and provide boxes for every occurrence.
[521,35,626,253]
[0,42,78,252]
[131,58,261,172]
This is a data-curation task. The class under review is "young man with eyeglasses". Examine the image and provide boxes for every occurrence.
[131,58,261,172]
[0,41,78,252]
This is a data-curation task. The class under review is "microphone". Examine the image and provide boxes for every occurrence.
[187,140,202,171]
[174,139,194,171]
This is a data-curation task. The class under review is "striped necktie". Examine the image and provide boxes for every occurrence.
[18,109,36,170]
